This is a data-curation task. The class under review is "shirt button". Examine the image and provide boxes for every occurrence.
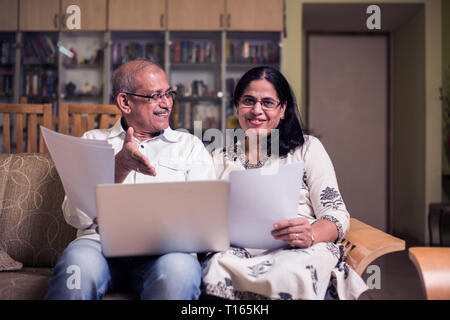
[140,145,144,149]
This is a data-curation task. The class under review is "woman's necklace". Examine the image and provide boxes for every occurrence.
[235,146,269,169]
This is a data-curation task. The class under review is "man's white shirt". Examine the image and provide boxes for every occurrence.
[62,119,216,242]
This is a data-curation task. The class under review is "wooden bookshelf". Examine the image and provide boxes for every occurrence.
[0,32,15,103]
[0,2,283,131]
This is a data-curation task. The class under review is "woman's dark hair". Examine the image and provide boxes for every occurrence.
[233,66,305,157]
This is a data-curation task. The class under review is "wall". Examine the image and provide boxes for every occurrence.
[444,0,450,120]
[391,9,426,241]
[282,0,303,120]
[442,0,450,201]
[308,34,389,231]
[282,0,442,243]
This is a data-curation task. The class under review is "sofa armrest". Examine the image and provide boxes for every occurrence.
[408,247,450,300]
[341,218,405,275]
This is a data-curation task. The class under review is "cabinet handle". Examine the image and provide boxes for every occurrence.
[61,14,66,30]
[53,14,58,29]
[220,14,223,28]
[160,14,164,28]
[227,14,230,28]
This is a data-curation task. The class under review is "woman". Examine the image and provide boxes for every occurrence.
[201,66,368,300]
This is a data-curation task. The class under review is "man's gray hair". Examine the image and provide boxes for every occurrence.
[111,59,163,105]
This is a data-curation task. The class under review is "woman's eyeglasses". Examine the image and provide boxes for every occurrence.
[239,96,281,110]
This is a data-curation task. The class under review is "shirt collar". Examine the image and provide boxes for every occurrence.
[161,126,181,143]
[107,117,180,143]
[107,118,124,138]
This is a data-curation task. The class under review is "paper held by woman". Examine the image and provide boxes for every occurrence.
[229,162,304,249]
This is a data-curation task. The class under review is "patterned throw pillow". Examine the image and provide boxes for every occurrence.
[0,247,22,271]
[0,154,76,267]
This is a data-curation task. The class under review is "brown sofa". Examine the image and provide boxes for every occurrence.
[0,153,406,300]
[0,153,138,300]
[0,153,75,299]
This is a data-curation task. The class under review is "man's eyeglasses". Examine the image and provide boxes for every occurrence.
[239,96,281,110]
[124,90,177,104]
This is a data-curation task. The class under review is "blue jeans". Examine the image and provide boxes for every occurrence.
[45,239,201,300]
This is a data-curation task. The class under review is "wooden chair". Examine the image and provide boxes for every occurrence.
[408,247,450,299]
[343,218,406,276]
[58,104,122,137]
[0,103,52,153]
[428,203,450,246]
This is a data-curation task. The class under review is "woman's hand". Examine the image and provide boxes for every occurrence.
[271,217,314,248]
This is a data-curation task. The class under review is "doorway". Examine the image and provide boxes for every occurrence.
[307,33,389,231]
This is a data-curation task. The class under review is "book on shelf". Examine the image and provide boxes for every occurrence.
[145,43,162,64]
[23,70,57,98]
[0,41,15,65]
[181,42,188,63]
[226,39,279,64]
[0,73,13,97]
[170,100,192,130]
[126,43,144,61]
[37,36,51,58]
[43,36,56,57]
[112,42,164,68]
[111,42,121,66]
[23,35,56,64]
[172,42,181,64]
[171,41,219,64]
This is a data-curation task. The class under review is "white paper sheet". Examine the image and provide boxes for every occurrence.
[41,127,114,218]
[228,162,304,249]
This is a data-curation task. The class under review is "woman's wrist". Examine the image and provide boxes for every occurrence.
[310,219,339,245]
[310,231,315,246]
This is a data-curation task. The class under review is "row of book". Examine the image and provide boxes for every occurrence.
[0,72,13,97]
[23,35,57,65]
[111,42,164,68]
[171,100,220,130]
[1,41,15,65]
[226,39,280,64]
[171,41,220,64]
[23,70,57,98]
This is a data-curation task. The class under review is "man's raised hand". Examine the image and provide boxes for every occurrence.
[114,127,156,183]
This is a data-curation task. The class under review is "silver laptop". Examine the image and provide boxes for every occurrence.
[95,181,230,257]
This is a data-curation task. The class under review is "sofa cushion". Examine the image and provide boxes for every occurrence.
[0,246,22,271]
[0,153,76,268]
[0,266,138,300]
[0,267,53,299]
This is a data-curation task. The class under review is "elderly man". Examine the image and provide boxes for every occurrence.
[45,60,216,300]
